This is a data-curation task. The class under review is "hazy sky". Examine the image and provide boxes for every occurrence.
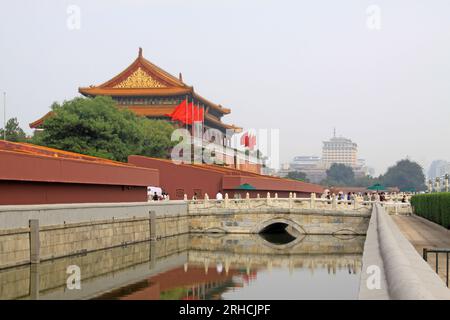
[1,0,450,174]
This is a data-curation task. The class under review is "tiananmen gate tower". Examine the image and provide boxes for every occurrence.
[30,48,262,173]
[31,48,240,137]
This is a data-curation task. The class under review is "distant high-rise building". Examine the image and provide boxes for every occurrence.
[291,156,321,171]
[322,133,358,168]
[278,131,369,183]
[289,156,326,183]
[428,160,450,180]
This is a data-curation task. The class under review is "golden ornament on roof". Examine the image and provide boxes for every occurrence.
[114,67,166,88]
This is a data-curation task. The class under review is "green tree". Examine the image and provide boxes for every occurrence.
[33,97,144,162]
[140,119,176,159]
[379,159,426,192]
[0,118,27,142]
[33,96,178,162]
[323,163,355,186]
[353,175,378,187]
[287,171,309,182]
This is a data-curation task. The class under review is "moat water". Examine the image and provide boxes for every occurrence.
[0,233,364,300]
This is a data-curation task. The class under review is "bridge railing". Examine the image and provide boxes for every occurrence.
[186,192,412,214]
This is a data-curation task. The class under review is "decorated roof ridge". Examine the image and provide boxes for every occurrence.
[78,48,231,115]
[92,48,189,89]
[30,107,238,130]
[78,87,193,97]
[30,110,235,130]
[29,111,53,128]
[193,92,230,114]
[204,113,242,131]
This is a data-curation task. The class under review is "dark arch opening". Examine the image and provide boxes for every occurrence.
[259,222,297,245]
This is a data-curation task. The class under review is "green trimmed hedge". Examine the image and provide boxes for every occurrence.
[410,193,450,229]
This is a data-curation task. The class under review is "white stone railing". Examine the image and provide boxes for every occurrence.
[359,204,450,300]
[186,192,412,213]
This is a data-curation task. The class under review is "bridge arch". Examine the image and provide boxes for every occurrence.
[257,233,307,250]
[251,217,307,236]
[204,227,229,233]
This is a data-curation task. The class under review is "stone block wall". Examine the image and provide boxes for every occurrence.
[0,230,30,269]
[39,218,151,261]
[0,201,188,270]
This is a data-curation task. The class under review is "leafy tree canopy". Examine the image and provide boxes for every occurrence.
[287,171,309,182]
[140,119,177,159]
[323,163,355,186]
[353,175,378,187]
[379,159,426,192]
[32,96,176,162]
[0,118,27,142]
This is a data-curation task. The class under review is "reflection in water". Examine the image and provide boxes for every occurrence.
[258,231,297,245]
[0,233,365,300]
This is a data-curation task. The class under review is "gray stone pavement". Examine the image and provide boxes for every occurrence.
[392,214,450,286]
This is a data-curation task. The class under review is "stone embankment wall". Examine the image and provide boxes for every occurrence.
[0,201,188,269]
[0,235,189,300]
[189,209,370,235]
[359,204,450,300]
[0,200,371,270]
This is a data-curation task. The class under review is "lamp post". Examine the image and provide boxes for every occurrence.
[2,92,5,140]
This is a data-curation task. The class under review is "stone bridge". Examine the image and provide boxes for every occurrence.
[188,196,412,236]
[184,233,365,279]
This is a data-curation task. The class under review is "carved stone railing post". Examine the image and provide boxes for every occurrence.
[332,196,337,210]
[445,174,449,193]
[266,192,271,205]
[246,192,250,208]
[310,193,316,209]
[224,193,229,208]
[183,194,188,201]
[204,193,209,208]
[289,192,293,209]
[257,193,260,199]
[428,179,433,193]
[435,177,441,193]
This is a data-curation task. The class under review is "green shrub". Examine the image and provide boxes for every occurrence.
[410,193,450,229]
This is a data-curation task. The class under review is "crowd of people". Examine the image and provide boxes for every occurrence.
[149,188,408,203]
[321,190,408,203]
[149,191,169,201]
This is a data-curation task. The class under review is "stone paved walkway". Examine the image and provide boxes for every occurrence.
[392,214,450,286]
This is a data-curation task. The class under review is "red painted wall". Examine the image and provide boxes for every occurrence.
[0,150,158,187]
[0,144,159,205]
[0,181,146,205]
[129,156,224,200]
[128,156,324,200]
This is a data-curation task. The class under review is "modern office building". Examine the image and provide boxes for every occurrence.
[289,156,327,183]
[428,160,450,180]
[280,133,369,183]
[322,135,358,168]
